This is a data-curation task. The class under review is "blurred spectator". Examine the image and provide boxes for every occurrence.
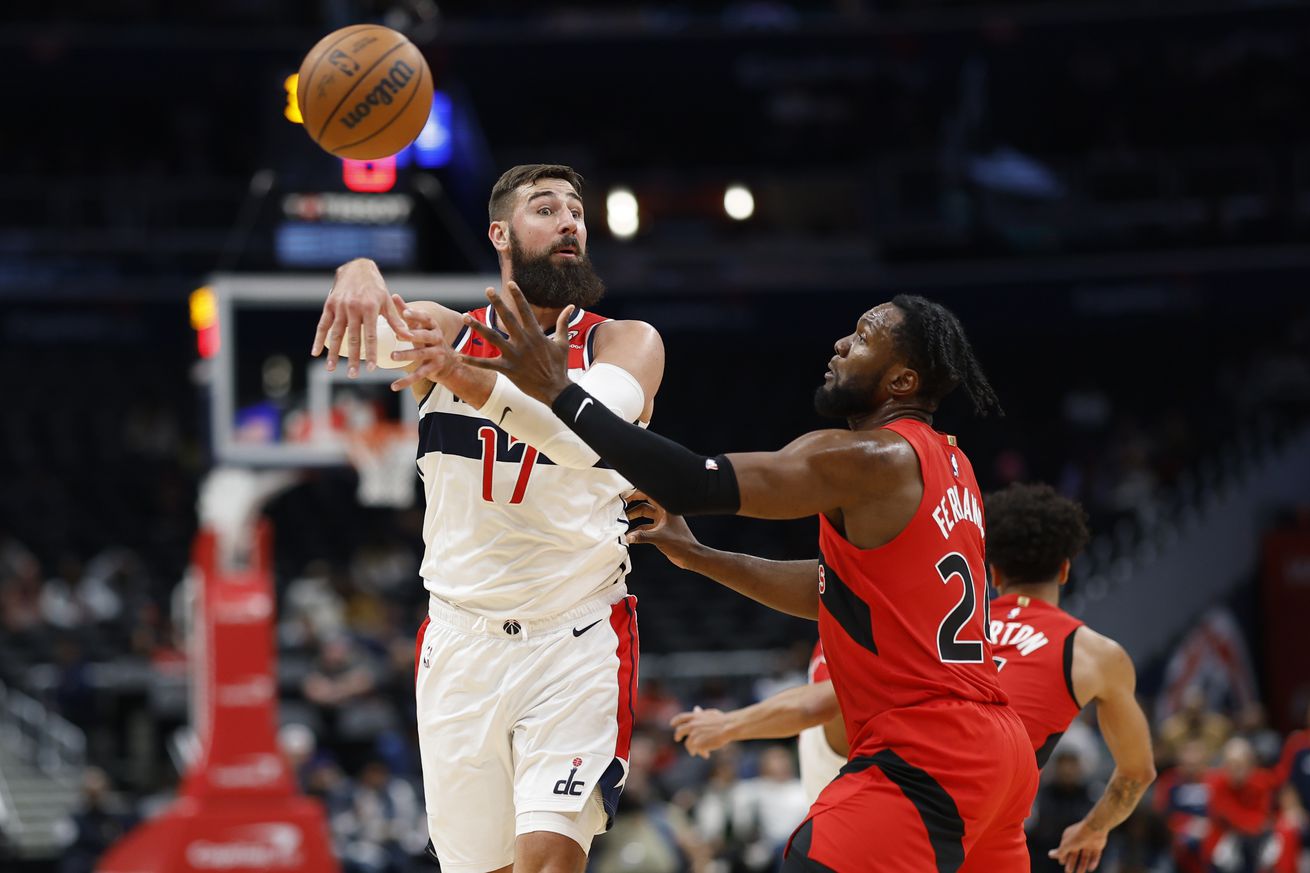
[1027,751,1095,873]
[729,745,808,871]
[55,767,137,873]
[50,636,95,728]
[280,560,347,648]
[692,748,742,858]
[279,722,318,791]
[1160,686,1234,764]
[1205,737,1282,872]
[1235,704,1284,769]
[337,759,425,873]
[1154,739,1213,873]
[302,634,380,752]
[1279,700,1310,801]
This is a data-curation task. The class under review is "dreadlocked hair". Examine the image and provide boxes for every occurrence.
[890,294,1003,417]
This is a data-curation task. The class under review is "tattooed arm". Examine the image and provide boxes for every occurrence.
[1050,629,1156,873]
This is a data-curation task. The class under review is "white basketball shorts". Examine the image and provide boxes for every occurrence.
[798,722,846,805]
[413,588,639,873]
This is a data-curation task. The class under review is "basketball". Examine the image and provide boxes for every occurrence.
[296,24,433,160]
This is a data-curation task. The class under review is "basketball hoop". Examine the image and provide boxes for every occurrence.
[345,422,417,509]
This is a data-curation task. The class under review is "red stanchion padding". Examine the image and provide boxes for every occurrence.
[98,524,339,873]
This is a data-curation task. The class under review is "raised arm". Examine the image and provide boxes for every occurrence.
[671,682,840,758]
[392,285,664,468]
[625,494,819,618]
[459,285,878,519]
[1051,630,1156,873]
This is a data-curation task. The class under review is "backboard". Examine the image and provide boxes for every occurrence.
[204,273,496,468]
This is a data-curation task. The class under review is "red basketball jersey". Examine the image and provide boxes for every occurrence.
[990,593,1085,767]
[456,302,609,370]
[817,418,1006,759]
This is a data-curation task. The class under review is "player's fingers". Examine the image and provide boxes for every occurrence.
[670,712,692,728]
[403,307,439,331]
[504,282,535,329]
[312,304,336,357]
[460,355,508,373]
[463,316,510,354]
[554,305,575,347]
[342,305,367,376]
[485,287,523,336]
[385,293,413,340]
[1086,849,1102,872]
[390,371,423,392]
[625,505,656,523]
[363,313,379,372]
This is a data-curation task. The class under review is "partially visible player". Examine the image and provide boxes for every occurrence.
[641,483,1156,872]
[311,164,665,873]
[670,640,846,803]
[445,287,1036,872]
[986,482,1155,873]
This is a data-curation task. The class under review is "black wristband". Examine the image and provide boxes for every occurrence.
[551,383,741,516]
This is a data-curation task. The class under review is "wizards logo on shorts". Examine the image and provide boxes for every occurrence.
[553,760,586,797]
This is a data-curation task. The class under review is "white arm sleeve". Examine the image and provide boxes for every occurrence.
[474,363,646,469]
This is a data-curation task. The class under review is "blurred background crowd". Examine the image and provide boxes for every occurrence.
[2,1,1310,872]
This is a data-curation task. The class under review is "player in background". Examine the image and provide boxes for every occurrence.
[985,482,1155,872]
[311,164,664,873]
[670,639,845,803]
[649,482,1155,872]
[439,286,1037,872]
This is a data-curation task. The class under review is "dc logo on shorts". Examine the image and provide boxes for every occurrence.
[817,565,826,595]
[553,765,586,797]
[421,644,434,668]
[503,620,522,636]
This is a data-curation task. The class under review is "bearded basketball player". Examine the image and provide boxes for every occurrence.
[311,165,663,873]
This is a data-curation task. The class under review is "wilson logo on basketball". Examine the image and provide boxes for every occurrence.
[339,60,418,130]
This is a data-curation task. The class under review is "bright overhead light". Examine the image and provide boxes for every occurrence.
[724,184,754,221]
[607,188,639,239]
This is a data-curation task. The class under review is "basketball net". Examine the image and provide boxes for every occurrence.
[344,421,417,509]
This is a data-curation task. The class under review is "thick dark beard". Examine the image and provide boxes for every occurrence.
[509,236,607,309]
[814,380,877,420]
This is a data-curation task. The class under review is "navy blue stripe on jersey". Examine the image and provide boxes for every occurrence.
[451,324,471,352]
[417,410,614,469]
[584,320,602,368]
[819,560,878,655]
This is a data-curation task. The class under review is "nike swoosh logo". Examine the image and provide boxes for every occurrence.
[572,620,602,637]
[499,405,512,426]
[575,397,593,422]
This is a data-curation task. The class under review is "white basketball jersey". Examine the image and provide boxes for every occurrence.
[415,306,633,620]
[799,641,845,803]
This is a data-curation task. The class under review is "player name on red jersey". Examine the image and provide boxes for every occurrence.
[931,483,984,541]
[987,620,1050,657]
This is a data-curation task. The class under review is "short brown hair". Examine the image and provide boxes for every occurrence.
[488,164,584,222]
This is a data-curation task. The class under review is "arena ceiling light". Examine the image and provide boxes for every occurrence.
[606,188,639,239]
[724,184,754,221]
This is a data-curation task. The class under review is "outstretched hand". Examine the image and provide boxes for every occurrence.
[670,706,733,758]
[311,259,412,377]
[625,493,703,570]
[388,303,458,393]
[460,282,574,405]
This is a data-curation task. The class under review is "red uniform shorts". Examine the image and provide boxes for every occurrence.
[784,700,1038,873]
